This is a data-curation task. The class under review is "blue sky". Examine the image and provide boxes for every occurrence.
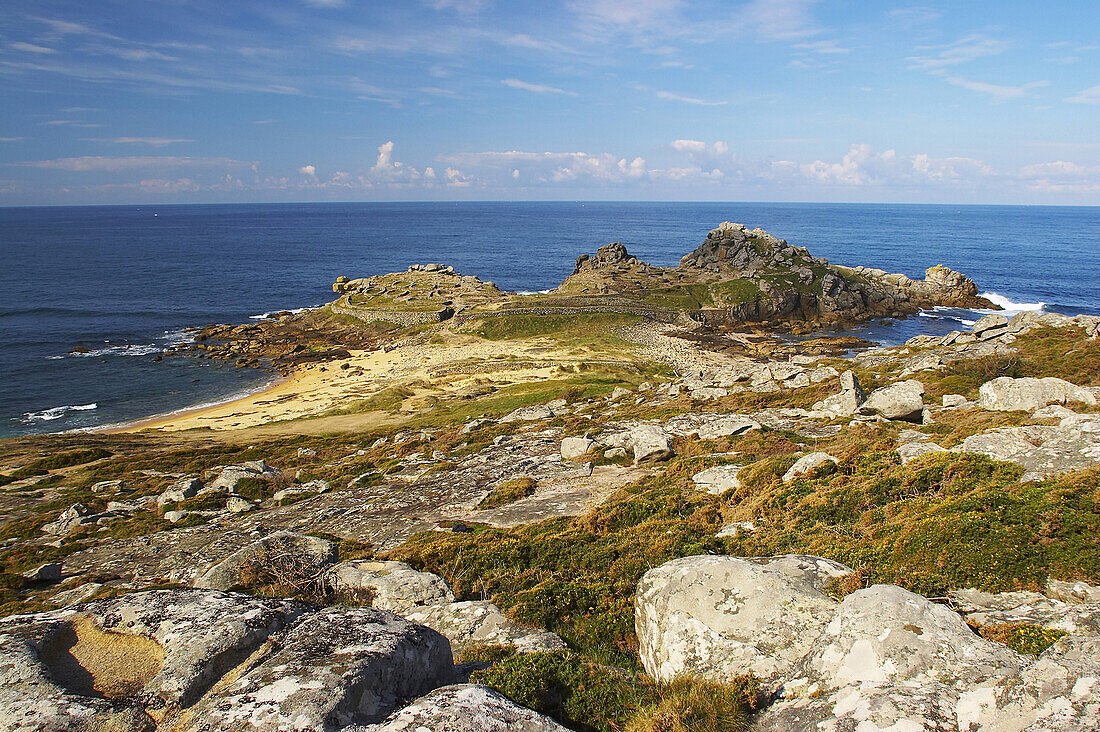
[1,0,1098,205]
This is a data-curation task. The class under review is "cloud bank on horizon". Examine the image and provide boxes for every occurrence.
[0,0,1098,205]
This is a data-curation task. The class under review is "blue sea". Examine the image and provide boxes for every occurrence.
[1,202,1098,438]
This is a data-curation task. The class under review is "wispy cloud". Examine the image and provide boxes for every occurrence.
[0,137,26,142]
[1066,84,1100,105]
[946,76,1048,101]
[81,137,195,146]
[655,90,727,106]
[9,42,55,54]
[501,78,576,95]
[13,156,252,172]
[908,34,1010,71]
[39,120,104,128]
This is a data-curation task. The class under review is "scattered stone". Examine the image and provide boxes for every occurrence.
[225,496,254,513]
[560,436,596,461]
[158,477,202,505]
[716,521,755,538]
[782,452,838,483]
[500,404,554,423]
[297,447,317,458]
[691,465,742,494]
[462,418,495,433]
[943,394,968,408]
[811,370,866,419]
[405,601,566,659]
[40,504,94,536]
[898,441,947,465]
[90,479,127,494]
[164,510,188,523]
[273,479,331,504]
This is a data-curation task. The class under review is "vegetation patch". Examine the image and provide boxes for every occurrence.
[978,623,1068,657]
[0,448,113,485]
[479,477,538,509]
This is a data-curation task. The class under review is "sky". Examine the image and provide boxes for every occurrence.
[1,0,1098,206]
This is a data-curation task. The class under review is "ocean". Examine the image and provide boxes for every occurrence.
[1,202,1097,438]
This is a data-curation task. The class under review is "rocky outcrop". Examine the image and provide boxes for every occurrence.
[572,242,638,275]
[953,413,1100,480]
[811,370,865,419]
[977,376,1097,412]
[352,684,568,731]
[193,531,338,591]
[181,606,453,731]
[691,464,742,494]
[634,554,852,691]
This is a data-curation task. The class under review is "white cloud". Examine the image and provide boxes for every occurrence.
[887,7,942,24]
[299,164,316,176]
[655,90,727,106]
[10,42,55,53]
[82,137,194,146]
[374,141,396,171]
[501,78,576,95]
[426,0,490,12]
[1018,161,1100,192]
[793,39,849,54]
[40,120,103,128]
[908,34,1010,71]
[1066,84,1100,104]
[0,137,26,142]
[946,76,1049,102]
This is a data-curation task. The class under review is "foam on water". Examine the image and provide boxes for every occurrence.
[22,403,98,423]
[978,291,1046,315]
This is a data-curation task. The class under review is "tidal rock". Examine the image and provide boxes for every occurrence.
[691,465,742,494]
[181,606,454,731]
[859,379,925,422]
[194,531,338,591]
[978,376,1097,413]
[560,436,596,461]
[352,684,568,731]
[634,554,850,691]
[404,601,566,659]
[327,560,455,613]
[781,452,838,483]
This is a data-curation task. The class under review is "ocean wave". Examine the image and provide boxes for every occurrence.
[514,289,554,296]
[248,306,315,320]
[49,344,163,360]
[22,403,98,423]
[978,292,1045,314]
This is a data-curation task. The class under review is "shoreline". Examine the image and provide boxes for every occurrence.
[96,374,291,434]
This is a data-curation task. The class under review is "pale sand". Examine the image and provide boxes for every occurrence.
[112,334,603,434]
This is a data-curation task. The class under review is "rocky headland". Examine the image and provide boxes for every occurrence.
[2,223,1099,731]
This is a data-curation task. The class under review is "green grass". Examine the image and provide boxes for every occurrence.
[0,447,112,485]
[469,312,642,352]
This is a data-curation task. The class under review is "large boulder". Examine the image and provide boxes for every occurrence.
[326,560,455,614]
[206,461,281,494]
[978,376,1097,413]
[755,681,959,731]
[181,606,454,731]
[897,441,947,465]
[859,379,925,422]
[351,684,568,731]
[560,437,595,461]
[799,585,1022,693]
[404,601,566,659]
[193,531,338,591]
[634,555,851,691]
[613,425,674,464]
[953,421,1100,480]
